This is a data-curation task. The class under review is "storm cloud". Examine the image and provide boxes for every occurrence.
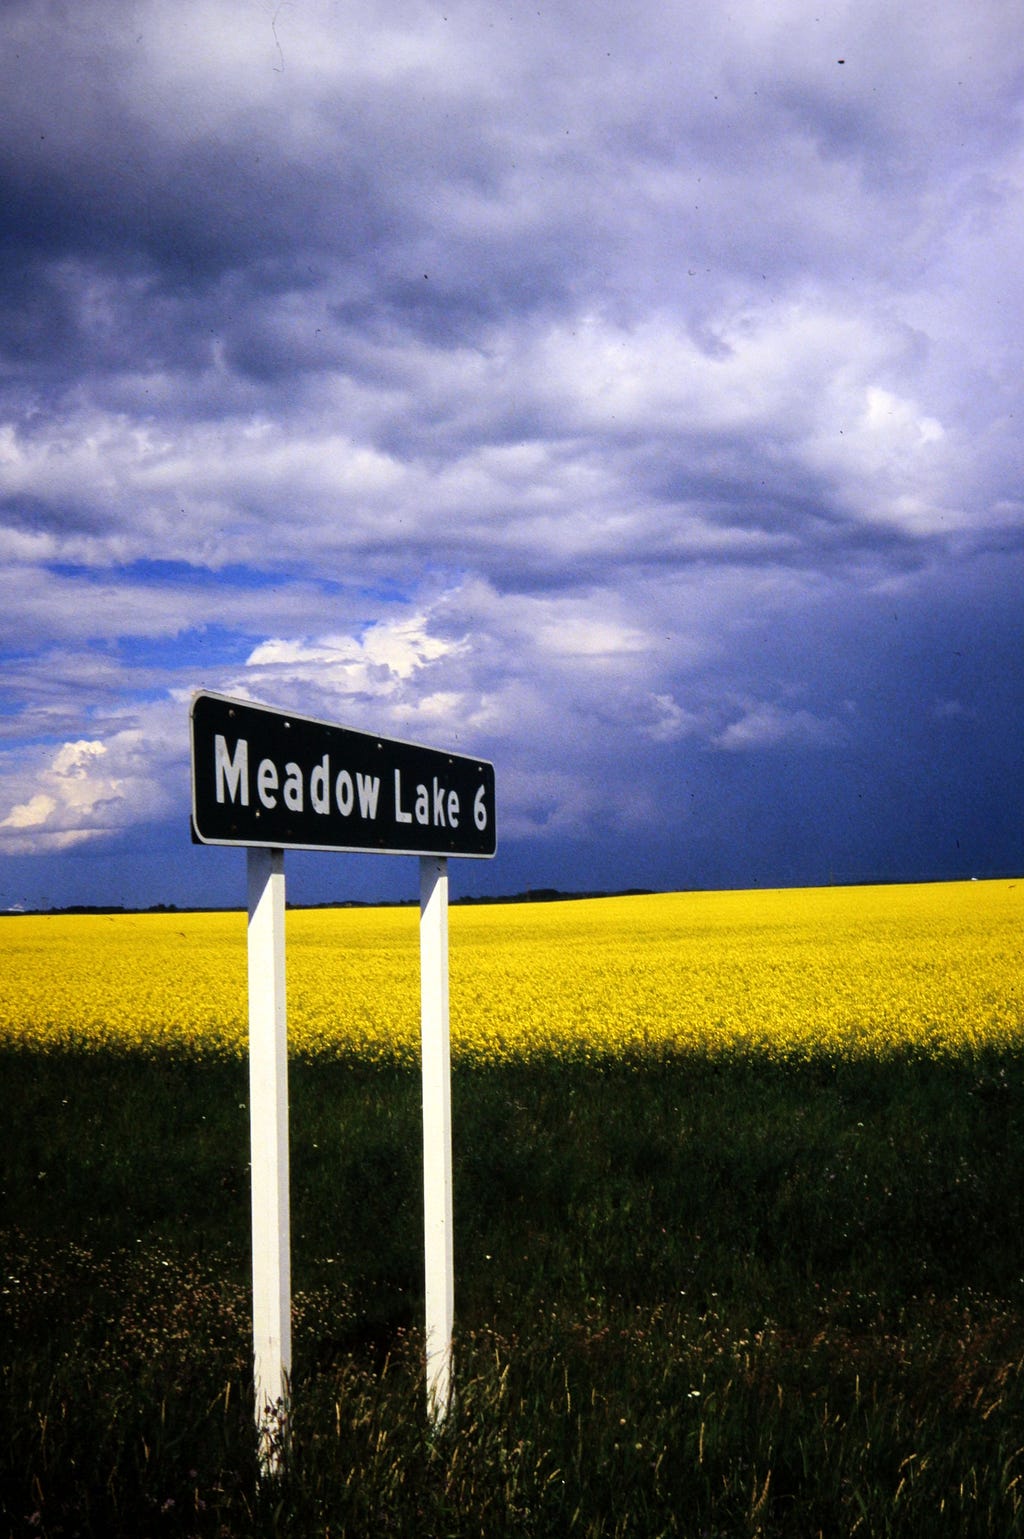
[0,0,1021,907]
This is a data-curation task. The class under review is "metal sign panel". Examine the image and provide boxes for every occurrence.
[190,691,496,858]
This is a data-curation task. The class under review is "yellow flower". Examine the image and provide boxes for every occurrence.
[1,881,1020,1064]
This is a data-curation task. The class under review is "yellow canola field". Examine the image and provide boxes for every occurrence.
[0,880,1021,1063]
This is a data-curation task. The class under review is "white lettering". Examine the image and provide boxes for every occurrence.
[257,758,278,809]
[335,769,354,816]
[474,784,488,831]
[283,762,303,812]
[394,768,412,823]
[310,754,330,815]
[215,735,249,806]
[357,772,381,819]
[394,773,462,830]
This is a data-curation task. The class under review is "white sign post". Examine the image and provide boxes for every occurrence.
[246,847,291,1472]
[419,856,454,1423]
[189,692,496,1464]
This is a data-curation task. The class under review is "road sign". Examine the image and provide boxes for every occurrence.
[190,689,496,1459]
[190,690,496,858]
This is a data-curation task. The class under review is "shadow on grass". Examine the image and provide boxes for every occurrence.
[3,1045,1024,1535]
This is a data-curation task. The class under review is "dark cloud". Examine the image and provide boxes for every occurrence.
[0,0,1021,904]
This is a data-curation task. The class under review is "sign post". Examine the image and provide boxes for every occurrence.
[246,847,290,1472]
[190,692,495,1456]
[419,855,454,1421]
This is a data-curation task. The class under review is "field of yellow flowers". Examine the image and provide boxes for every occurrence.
[1,879,1020,1062]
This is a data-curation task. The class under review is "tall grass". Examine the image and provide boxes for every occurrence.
[3,1046,1024,1535]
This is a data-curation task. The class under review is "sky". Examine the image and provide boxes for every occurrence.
[0,0,1022,911]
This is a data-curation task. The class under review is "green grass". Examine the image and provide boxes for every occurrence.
[3,1047,1024,1535]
